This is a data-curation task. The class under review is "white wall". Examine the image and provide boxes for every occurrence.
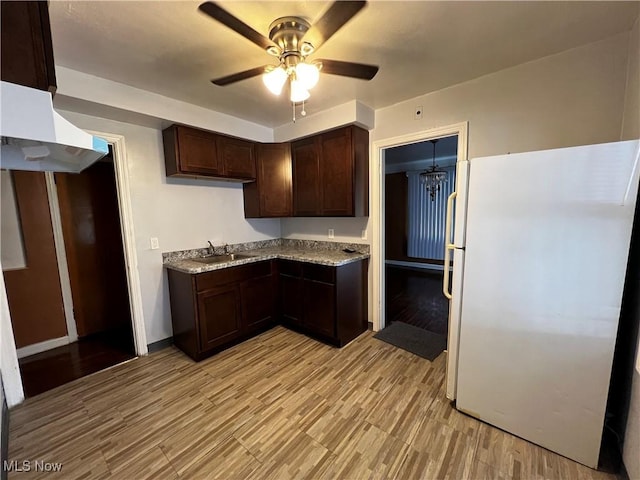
[374,31,630,157]
[621,18,640,143]
[55,67,273,142]
[622,17,640,480]
[55,110,281,344]
[281,217,369,243]
[274,100,375,142]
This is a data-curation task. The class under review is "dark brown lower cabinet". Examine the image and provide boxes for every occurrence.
[303,279,336,338]
[278,259,368,347]
[167,258,368,361]
[167,260,276,361]
[241,272,276,333]
[279,260,303,327]
[198,284,241,352]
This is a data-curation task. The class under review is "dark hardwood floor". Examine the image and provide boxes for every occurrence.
[385,265,449,336]
[18,328,136,398]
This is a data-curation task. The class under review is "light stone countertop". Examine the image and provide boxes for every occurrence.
[163,245,370,274]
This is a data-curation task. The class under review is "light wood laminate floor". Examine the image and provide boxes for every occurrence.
[8,327,616,480]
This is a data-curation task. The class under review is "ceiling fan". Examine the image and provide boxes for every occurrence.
[198,1,379,114]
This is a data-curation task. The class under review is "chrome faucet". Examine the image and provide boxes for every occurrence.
[207,241,215,255]
[223,243,230,255]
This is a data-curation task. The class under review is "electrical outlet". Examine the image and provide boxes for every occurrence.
[150,237,159,250]
[328,229,335,239]
[414,105,423,120]
[361,229,367,240]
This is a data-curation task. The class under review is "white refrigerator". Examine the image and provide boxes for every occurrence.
[443,139,640,468]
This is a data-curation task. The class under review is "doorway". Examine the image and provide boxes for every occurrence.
[383,135,457,340]
[17,150,136,397]
[371,122,469,336]
[1,131,147,405]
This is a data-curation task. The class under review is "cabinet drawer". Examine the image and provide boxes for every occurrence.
[278,259,303,277]
[196,261,271,292]
[303,263,335,284]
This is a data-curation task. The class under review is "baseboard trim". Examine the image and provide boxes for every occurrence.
[16,336,70,359]
[385,260,451,272]
[147,337,173,353]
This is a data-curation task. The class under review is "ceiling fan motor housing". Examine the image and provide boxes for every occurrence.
[268,17,313,67]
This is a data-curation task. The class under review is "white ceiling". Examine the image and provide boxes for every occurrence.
[49,1,639,128]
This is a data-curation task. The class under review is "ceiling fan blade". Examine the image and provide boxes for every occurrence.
[199,2,276,51]
[211,66,269,86]
[303,1,367,52]
[317,59,379,80]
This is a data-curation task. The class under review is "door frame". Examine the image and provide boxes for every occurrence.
[371,122,468,332]
[84,130,148,356]
[46,131,147,355]
[46,172,78,344]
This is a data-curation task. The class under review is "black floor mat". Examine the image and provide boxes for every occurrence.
[374,321,447,361]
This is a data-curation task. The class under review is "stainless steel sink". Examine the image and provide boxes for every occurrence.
[192,253,253,264]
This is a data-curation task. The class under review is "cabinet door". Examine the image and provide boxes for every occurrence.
[218,136,256,179]
[1,1,56,92]
[320,127,354,216]
[256,143,292,217]
[292,137,321,216]
[197,284,241,351]
[240,274,275,332]
[303,279,336,338]
[176,126,221,175]
[280,274,303,326]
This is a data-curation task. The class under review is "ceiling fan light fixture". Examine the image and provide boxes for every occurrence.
[263,66,287,95]
[290,79,310,103]
[266,45,282,57]
[200,1,380,121]
[295,62,320,90]
[300,42,315,57]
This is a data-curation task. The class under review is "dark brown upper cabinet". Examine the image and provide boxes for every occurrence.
[292,125,369,217]
[1,1,57,93]
[163,125,256,182]
[243,143,292,218]
[291,136,322,216]
[217,135,256,179]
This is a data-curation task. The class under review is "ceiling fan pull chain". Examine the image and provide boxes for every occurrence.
[301,99,307,117]
[292,102,296,123]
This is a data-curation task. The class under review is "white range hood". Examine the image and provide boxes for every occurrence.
[0,81,108,173]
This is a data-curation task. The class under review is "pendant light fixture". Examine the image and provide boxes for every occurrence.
[419,139,447,201]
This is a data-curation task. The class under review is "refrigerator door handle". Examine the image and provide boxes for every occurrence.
[443,191,457,299]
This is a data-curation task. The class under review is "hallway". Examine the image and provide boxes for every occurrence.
[385,265,449,336]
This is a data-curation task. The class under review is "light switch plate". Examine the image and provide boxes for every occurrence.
[150,237,159,250]
[328,229,335,239]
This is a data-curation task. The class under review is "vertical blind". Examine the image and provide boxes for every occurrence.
[406,165,456,260]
